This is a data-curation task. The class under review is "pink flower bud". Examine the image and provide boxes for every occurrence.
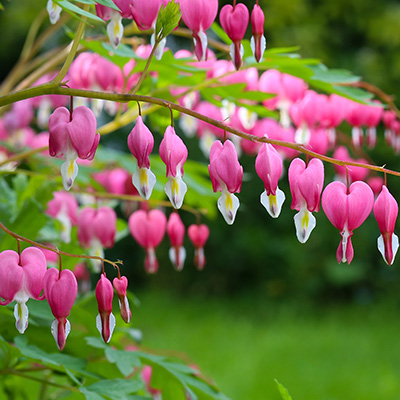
[0,247,47,334]
[93,168,131,195]
[44,268,78,350]
[113,276,131,324]
[255,143,285,218]
[250,4,266,62]
[374,185,399,265]
[95,274,116,343]
[322,181,374,264]
[159,127,188,209]
[180,0,218,61]
[220,4,249,70]
[129,209,167,274]
[128,116,156,200]
[48,106,100,190]
[167,213,186,271]
[188,224,209,270]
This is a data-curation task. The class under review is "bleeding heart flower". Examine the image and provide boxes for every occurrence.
[48,106,100,190]
[44,268,78,350]
[250,3,266,62]
[95,274,116,343]
[322,181,374,264]
[159,126,188,209]
[129,209,167,273]
[167,213,186,271]
[127,116,156,200]
[0,247,47,334]
[113,276,131,324]
[180,0,218,61]
[220,3,249,70]
[374,185,399,266]
[187,224,209,270]
[255,142,285,218]
[288,158,324,243]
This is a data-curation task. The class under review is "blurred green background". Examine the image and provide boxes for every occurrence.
[1,1,400,399]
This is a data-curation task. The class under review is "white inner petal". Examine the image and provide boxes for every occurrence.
[260,187,285,218]
[377,233,399,265]
[61,158,78,191]
[169,246,187,271]
[293,207,316,244]
[14,301,29,334]
[107,11,123,49]
[133,167,156,200]
[217,190,240,225]
[165,173,187,209]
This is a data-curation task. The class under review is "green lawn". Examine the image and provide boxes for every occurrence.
[133,289,400,400]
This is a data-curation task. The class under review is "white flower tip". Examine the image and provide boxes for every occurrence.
[14,302,29,334]
[61,159,78,191]
[260,188,285,218]
[217,191,240,225]
[165,176,187,209]
[377,233,399,266]
[47,0,62,24]
[133,168,156,200]
[107,13,123,49]
[294,208,316,244]
[294,125,311,145]
[169,246,186,271]
[51,319,71,350]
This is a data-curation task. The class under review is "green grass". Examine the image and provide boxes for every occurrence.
[133,289,400,400]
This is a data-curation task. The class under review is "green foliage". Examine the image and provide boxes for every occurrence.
[155,0,181,41]
[275,380,293,400]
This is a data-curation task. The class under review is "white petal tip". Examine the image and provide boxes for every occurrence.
[260,188,285,218]
[217,192,240,225]
[133,168,156,200]
[294,208,316,243]
[165,176,187,209]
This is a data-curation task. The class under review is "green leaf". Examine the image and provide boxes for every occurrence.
[309,64,361,84]
[0,336,21,370]
[80,387,106,400]
[95,0,120,12]
[56,0,104,23]
[211,23,231,45]
[275,380,293,400]
[104,347,141,376]
[86,379,144,399]
[155,0,181,40]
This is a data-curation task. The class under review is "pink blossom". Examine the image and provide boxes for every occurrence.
[93,168,131,195]
[288,158,324,243]
[373,185,399,265]
[159,127,188,209]
[46,191,78,243]
[180,0,218,61]
[255,142,285,218]
[220,3,249,69]
[113,276,131,324]
[0,247,47,334]
[167,213,186,271]
[322,181,374,264]
[78,207,117,249]
[332,146,369,183]
[95,274,116,343]
[188,224,209,270]
[250,4,266,62]
[129,209,167,274]
[48,106,100,190]
[44,268,78,350]
[209,140,243,224]
[127,116,156,199]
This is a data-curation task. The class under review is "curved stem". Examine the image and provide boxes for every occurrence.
[0,221,123,270]
[0,85,399,177]
[52,4,89,85]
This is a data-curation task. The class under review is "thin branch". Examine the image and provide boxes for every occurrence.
[0,85,399,177]
[0,221,123,270]
[52,4,89,85]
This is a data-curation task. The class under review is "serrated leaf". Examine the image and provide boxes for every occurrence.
[56,0,105,23]
[155,0,181,40]
[275,380,293,400]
